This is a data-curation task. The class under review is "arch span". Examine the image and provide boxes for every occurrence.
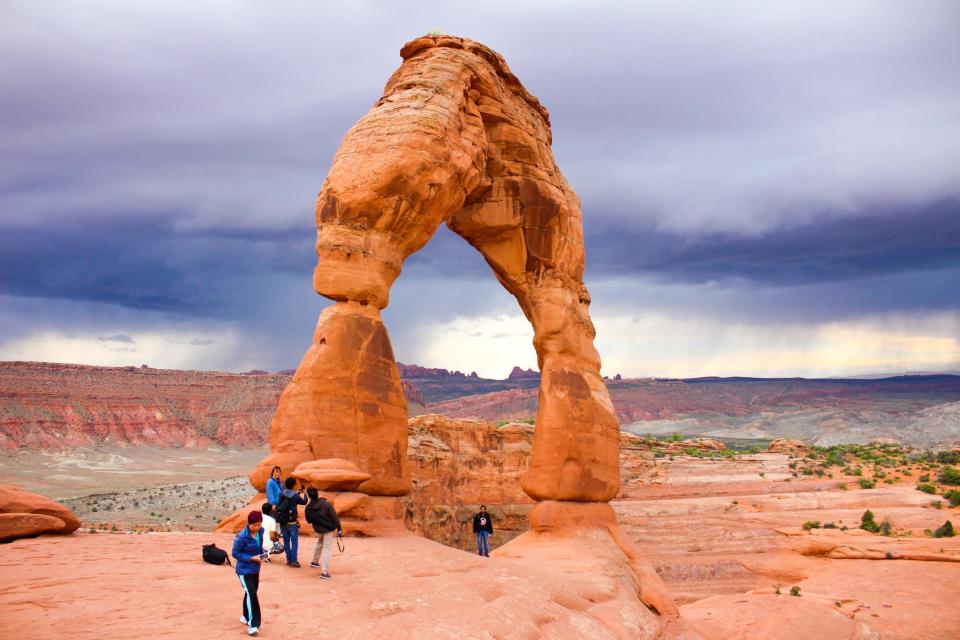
[252,35,620,507]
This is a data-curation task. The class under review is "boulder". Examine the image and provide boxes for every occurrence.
[290,459,371,491]
[768,438,810,455]
[0,484,80,542]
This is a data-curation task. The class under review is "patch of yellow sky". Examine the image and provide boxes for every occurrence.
[417,310,960,379]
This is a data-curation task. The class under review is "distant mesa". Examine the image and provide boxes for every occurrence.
[507,366,540,380]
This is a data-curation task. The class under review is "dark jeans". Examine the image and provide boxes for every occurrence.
[281,523,299,564]
[476,530,490,556]
[238,573,260,629]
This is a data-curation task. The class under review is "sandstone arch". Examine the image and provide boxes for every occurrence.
[252,35,620,512]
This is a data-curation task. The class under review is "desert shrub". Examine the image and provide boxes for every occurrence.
[885,552,894,559]
[91,507,98,512]
[859,478,875,489]
[879,517,893,536]
[916,483,937,494]
[938,466,960,486]
[943,489,960,507]
[801,467,814,476]
[932,521,955,538]
[919,474,931,483]
[852,468,863,476]
[931,500,943,509]
[790,586,801,597]
[758,471,765,477]
[789,461,798,470]
[88,528,96,534]
[774,583,782,595]
[838,482,848,491]
[884,478,895,484]
[936,451,960,464]
[860,510,880,533]
[668,434,683,442]
[823,522,838,529]
[802,520,821,531]
[824,450,845,467]
[520,417,535,425]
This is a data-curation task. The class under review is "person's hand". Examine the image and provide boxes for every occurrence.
[337,529,343,537]
[250,556,262,564]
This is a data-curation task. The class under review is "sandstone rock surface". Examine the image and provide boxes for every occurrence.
[290,458,372,492]
[0,483,80,542]
[253,34,620,505]
[768,438,810,454]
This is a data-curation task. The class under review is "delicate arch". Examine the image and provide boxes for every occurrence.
[252,35,620,504]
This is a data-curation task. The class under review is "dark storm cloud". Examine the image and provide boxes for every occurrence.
[1,1,959,374]
[0,214,314,314]
[585,199,960,286]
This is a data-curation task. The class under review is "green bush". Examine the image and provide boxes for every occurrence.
[938,466,960,486]
[859,478,875,489]
[943,489,960,507]
[837,482,848,491]
[936,451,960,464]
[790,586,801,597]
[852,468,863,476]
[916,483,937,494]
[919,473,931,482]
[802,520,821,531]
[860,510,880,533]
[823,522,838,529]
[932,521,955,538]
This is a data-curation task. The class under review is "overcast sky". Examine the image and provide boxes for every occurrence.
[2,0,959,378]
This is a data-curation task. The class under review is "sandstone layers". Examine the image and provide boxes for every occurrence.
[251,35,620,509]
[0,483,79,542]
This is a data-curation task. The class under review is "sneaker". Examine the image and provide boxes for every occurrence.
[309,561,320,568]
[247,627,259,636]
[319,572,331,580]
[291,561,301,568]
[241,617,248,625]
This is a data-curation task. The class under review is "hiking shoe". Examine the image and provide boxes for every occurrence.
[319,572,331,580]
[309,561,320,568]
[291,561,301,568]
[241,616,248,625]
[247,627,259,636]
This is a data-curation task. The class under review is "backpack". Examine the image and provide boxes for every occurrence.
[202,543,231,566]
[274,494,293,525]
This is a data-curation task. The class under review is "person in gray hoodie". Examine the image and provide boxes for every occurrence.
[304,487,342,579]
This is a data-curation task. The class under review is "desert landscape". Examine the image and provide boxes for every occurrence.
[3,5,960,640]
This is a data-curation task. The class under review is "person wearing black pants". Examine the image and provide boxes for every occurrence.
[232,511,264,636]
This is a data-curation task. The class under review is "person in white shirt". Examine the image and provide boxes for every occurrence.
[259,503,282,561]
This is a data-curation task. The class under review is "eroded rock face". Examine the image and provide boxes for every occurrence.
[768,438,810,455]
[253,34,620,506]
[0,484,80,542]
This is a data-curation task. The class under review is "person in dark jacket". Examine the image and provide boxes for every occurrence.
[472,505,494,557]
[265,466,283,506]
[304,487,342,579]
[232,511,265,636]
[276,477,308,567]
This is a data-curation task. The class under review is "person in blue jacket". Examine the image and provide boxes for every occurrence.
[265,466,283,506]
[232,511,265,636]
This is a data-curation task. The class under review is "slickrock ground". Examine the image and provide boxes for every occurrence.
[1,530,666,640]
[615,454,960,639]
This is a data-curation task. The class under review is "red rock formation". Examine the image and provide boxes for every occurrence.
[768,438,810,455]
[0,483,80,542]
[253,34,620,509]
[0,361,285,449]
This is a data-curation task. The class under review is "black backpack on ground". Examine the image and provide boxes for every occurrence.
[202,543,231,566]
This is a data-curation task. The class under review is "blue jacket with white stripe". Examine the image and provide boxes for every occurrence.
[232,526,263,575]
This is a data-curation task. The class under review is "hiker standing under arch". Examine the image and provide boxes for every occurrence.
[472,505,494,557]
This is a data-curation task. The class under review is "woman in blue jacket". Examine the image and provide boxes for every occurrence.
[232,511,265,636]
[265,466,283,506]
